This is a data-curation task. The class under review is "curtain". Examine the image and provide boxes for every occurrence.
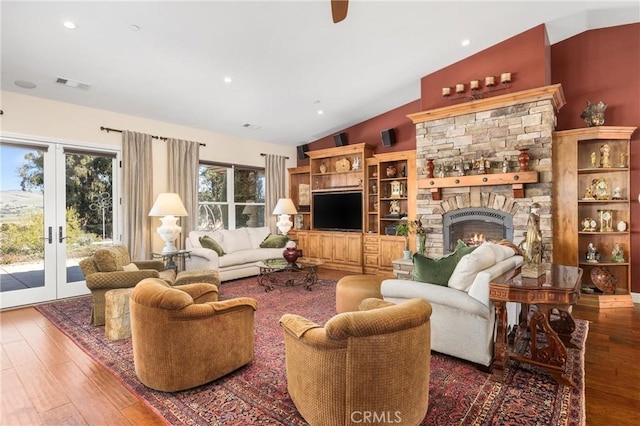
[167,138,200,249]
[122,131,154,260]
[265,154,287,234]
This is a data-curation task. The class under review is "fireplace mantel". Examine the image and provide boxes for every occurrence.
[418,170,538,200]
[407,84,565,124]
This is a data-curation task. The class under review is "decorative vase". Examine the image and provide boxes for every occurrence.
[425,159,434,178]
[386,165,397,178]
[283,247,300,265]
[402,249,412,260]
[518,149,530,172]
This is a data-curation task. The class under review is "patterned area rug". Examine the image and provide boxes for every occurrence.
[36,277,587,425]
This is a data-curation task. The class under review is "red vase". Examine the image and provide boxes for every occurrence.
[283,247,300,265]
[518,149,530,172]
[426,159,434,178]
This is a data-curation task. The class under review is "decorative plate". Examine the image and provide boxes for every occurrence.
[335,158,351,173]
[590,266,617,294]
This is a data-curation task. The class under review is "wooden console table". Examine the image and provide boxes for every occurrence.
[489,264,583,386]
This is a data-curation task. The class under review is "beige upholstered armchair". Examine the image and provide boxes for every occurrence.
[79,245,175,325]
[280,298,432,426]
[130,278,258,392]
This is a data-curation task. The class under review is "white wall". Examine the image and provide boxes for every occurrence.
[0,90,296,251]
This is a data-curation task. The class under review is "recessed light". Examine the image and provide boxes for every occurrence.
[15,80,36,89]
[461,39,471,47]
[223,77,232,84]
[130,24,140,31]
[63,21,77,30]
[317,110,324,115]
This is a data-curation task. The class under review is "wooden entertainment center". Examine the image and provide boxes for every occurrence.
[288,143,416,274]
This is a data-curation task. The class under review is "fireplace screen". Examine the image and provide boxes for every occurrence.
[443,208,513,254]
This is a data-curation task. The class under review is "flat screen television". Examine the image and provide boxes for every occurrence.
[312,191,363,232]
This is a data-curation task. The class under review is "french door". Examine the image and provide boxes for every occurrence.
[0,137,119,309]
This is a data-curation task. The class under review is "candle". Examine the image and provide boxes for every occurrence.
[485,76,495,86]
[470,80,480,90]
[455,83,465,93]
[442,87,451,97]
[501,72,511,83]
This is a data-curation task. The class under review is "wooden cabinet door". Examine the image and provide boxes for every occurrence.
[292,231,308,258]
[380,237,405,269]
[306,233,321,259]
[332,234,347,263]
[346,234,363,265]
[320,234,334,261]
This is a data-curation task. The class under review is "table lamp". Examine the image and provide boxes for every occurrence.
[273,198,297,236]
[149,193,188,253]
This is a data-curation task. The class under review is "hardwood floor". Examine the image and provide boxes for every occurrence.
[1,268,638,425]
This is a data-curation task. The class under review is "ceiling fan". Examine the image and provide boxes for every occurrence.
[331,0,349,23]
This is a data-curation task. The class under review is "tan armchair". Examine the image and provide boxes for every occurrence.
[280,298,432,426]
[79,245,175,325]
[130,278,258,392]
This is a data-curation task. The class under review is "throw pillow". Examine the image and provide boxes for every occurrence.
[412,252,460,286]
[122,263,139,272]
[448,242,497,292]
[259,233,289,249]
[199,235,225,256]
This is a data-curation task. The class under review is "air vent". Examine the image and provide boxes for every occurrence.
[242,123,261,130]
[55,77,91,90]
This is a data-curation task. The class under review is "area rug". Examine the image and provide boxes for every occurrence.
[36,277,587,425]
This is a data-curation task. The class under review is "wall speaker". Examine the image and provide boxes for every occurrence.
[381,128,396,147]
[333,132,348,147]
[297,144,309,160]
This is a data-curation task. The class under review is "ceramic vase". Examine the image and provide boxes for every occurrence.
[518,149,530,172]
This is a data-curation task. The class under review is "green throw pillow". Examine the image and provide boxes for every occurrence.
[412,240,478,286]
[199,235,225,256]
[259,233,289,248]
[412,252,460,286]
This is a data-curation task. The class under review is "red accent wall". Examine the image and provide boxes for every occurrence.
[551,23,640,292]
[420,25,549,111]
[299,99,421,166]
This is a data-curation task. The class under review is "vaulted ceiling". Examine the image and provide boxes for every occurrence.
[2,1,638,147]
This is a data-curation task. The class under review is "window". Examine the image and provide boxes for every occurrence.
[198,163,265,230]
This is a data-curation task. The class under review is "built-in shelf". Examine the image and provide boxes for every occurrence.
[417,170,538,200]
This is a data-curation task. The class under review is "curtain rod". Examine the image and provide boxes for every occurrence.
[100,126,206,146]
[260,153,290,160]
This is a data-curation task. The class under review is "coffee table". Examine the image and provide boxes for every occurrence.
[256,258,323,291]
[489,264,583,387]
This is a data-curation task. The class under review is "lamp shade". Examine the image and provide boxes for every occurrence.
[149,193,188,217]
[272,198,297,215]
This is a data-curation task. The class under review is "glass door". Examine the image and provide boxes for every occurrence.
[0,139,119,308]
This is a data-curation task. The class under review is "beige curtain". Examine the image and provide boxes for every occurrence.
[265,154,287,233]
[167,138,200,249]
[122,131,154,259]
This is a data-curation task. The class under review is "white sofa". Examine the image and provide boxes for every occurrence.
[185,227,286,281]
[381,242,522,367]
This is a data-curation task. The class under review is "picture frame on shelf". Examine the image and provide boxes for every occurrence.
[294,214,304,230]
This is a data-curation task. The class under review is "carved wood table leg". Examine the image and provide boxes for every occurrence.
[491,300,508,381]
[548,308,578,349]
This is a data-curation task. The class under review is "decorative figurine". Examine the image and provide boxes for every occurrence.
[523,203,543,266]
[583,186,595,200]
[600,143,611,168]
[612,187,623,200]
[352,156,361,171]
[611,244,625,263]
[502,156,509,173]
[580,100,607,127]
[590,152,597,168]
[389,200,401,216]
[586,243,599,263]
[619,153,628,168]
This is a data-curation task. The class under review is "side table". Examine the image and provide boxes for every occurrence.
[151,250,191,272]
[489,264,583,387]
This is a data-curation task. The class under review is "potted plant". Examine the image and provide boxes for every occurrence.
[395,222,412,260]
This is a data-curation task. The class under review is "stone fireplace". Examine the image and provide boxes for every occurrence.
[408,85,565,259]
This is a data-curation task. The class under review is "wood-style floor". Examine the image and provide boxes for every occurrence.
[1,268,638,425]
